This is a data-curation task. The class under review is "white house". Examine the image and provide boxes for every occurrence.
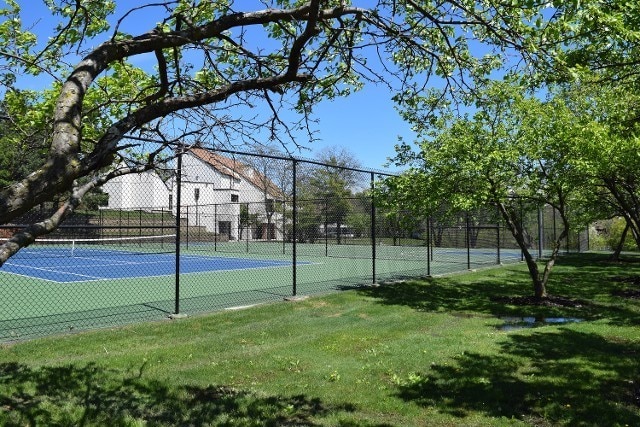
[180,148,284,240]
[102,167,172,211]
[102,150,285,241]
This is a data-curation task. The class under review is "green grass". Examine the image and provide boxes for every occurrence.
[0,253,639,426]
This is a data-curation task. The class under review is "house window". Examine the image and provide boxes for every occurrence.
[168,195,173,210]
[231,194,239,202]
[194,188,200,202]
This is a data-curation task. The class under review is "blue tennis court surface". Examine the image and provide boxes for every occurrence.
[1,252,297,283]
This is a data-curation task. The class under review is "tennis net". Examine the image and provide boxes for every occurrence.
[3,234,177,259]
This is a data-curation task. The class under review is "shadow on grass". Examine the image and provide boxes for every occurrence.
[357,253,640,425]
[0,362,388,427]
[395,329,640,426]
[358,253,640,325]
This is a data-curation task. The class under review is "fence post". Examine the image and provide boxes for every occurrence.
[553,206,557,246]
[292,160,298,296]
[430,217,434,262]
[214,204,218,251]
[426,216,431,276]
[185,206,189,250]
[246,210,250,253]
[496,219,501,265]
[324,197,329,257]
[538,206,544,260]
[174,147,183,315]
[370,172,376,284]
[466,212,471,270]
[520,200,524,262]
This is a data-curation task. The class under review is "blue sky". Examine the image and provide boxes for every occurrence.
[12,1,415,171]
[294,85,413,171]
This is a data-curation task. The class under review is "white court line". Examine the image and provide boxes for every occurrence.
[1,256,318,284]
[3,262,105,280]
[65,259,176,268]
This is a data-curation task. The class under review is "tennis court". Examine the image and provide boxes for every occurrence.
[3,250,298,283]
[0,235,524,341]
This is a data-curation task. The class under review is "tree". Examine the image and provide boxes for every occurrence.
[382,81,590,299]
[549,0,640,86]
[0,93,50,188]
[239,147,292,241]
[0,0,596,264]
[237,203,259,241]
[556,82,640,252]
[308,147,362,244]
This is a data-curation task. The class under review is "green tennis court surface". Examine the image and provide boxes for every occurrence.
[0,241,522,341]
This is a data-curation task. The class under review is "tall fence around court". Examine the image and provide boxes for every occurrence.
[0,149,578,340]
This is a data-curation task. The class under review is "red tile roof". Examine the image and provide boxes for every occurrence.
[189,148,284,198]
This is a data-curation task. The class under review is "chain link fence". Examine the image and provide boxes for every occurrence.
[0,148,578,341]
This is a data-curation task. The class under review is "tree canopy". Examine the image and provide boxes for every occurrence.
[0,0,637,265]
[380,80,599,297]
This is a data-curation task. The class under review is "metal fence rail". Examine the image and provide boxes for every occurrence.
[0,148,577,341]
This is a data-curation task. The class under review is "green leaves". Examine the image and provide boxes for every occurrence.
[385,79,594,225]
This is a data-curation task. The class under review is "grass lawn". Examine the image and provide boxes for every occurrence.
[0,253,639,426]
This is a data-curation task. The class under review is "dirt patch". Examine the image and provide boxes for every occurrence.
[491,295,587,308]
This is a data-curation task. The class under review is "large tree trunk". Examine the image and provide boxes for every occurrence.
[522,249,547,298]
[610,220,630,261]
[604,178,640,250]
[496,202,547,298]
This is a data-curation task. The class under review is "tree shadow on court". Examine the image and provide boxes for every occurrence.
[0,362,389,426]
[394,328,640,426]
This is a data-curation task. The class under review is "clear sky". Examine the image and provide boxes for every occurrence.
[12,1,415,172]
[293,85,414,171]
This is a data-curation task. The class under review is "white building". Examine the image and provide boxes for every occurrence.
[180,148,284,240]
[102,149,285,241]
[102,167,172,211]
